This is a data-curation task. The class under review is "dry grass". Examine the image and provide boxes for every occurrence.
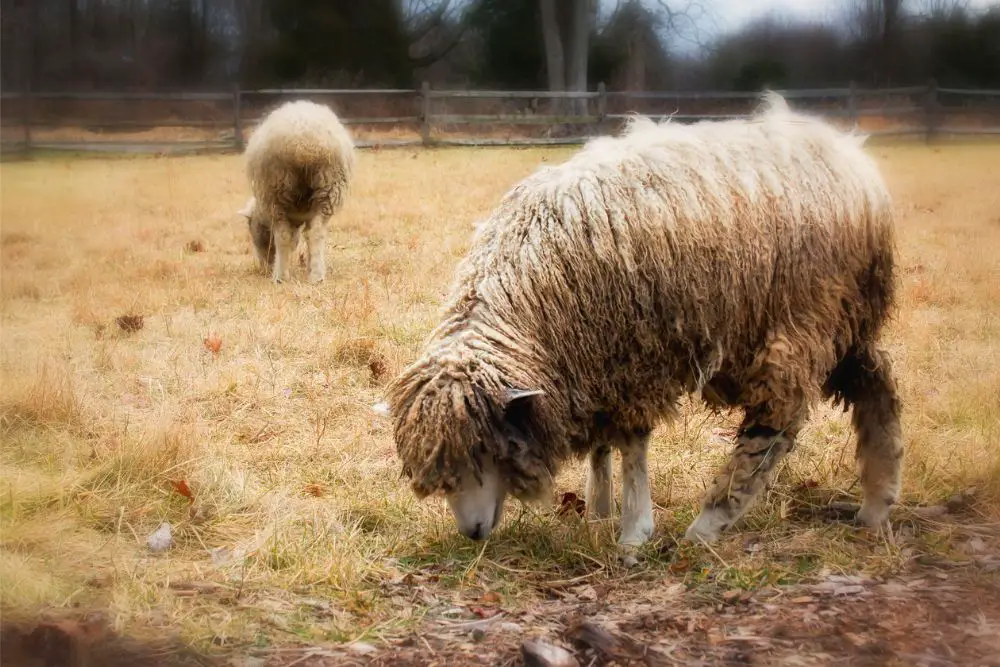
[1,141,999,653]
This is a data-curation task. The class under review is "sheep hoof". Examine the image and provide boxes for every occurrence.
[683,509,729,544]
[617,545,641,568]
[856,500,892,528]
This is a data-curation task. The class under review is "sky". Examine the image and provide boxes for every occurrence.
[593,0,999,38]
[707,0,997,33]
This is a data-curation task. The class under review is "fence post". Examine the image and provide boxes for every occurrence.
[420,81,432,146]
[847,81,858,130]
[596,81,607,131]
[232,84,243,152]
[22,90,33,155]
[924,78,938,144]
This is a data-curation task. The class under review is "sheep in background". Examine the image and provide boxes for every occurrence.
[239,100,356,283]
[378,92,901,554]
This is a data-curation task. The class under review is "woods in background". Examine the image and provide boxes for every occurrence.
[1,0,997,92]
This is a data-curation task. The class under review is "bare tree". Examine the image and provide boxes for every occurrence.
[406,0,474,69]
[847,0,905,84]
[540,0,567,93]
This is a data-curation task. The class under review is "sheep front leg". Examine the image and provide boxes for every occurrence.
[271,220,295,284]
[618,430,654,548]
[305,217,329,284]
[585,444,613,520]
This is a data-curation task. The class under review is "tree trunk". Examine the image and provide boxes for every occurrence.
[69,0,80,80]
[540,0,565,93]
[565,0,589,114]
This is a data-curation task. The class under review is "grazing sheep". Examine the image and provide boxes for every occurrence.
[378,92,901,552]
[239,100,355,283]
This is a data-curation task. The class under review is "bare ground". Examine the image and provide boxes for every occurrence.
[5,520,999,667]
[4,568,999,667]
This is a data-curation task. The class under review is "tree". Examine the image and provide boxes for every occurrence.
[846,0,905,85]
[539,0,593,112]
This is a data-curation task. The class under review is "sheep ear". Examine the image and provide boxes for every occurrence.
[500,387,543,442]
[237,198,256,219]
[503,388,544,405]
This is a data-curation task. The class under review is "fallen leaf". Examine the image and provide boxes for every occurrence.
[479,591,502,604]
[368,355,388,383]
[669,557,693,574]
[115,314,144,333]
[558,492,586,516]
[169,479,194,501]
[203,334,222,356]
[304,483,325,497]
[470,607,501,619]
[790,596,814,604]
[722,589,742,603]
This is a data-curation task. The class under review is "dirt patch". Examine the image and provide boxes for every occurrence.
[338,569,1000,667]
[0,612,205,667]
[40,561,983,667]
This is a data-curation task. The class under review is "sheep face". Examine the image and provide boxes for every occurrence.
[445,456,508,541]
[238,197,275,269]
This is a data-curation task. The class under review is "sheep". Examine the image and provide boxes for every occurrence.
[239,100,356,283]
[378,92,901,554]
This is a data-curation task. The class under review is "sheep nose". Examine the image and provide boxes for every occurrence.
[464,522,485,541]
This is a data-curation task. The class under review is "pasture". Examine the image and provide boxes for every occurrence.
[1,142,999,665]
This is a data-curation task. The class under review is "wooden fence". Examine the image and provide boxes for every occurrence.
[1,81,998,156]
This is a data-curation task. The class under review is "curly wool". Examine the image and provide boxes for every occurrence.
[244,100,355,225]
[386,92,897,500]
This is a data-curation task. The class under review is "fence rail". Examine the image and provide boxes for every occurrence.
[2,81,999,156]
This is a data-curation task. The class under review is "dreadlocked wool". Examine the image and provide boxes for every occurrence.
[385,92,898,524]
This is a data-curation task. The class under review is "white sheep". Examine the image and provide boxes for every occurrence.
[239,100,356,283]
[379,93,901,554]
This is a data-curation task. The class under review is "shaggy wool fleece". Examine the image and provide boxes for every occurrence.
[244,99,355,224]
[385,92,896,502]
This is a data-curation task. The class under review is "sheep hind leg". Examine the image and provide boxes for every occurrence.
[826,347,903,529]
[685,406,805,544]
[618,430,654,548]
[585,444,613,520]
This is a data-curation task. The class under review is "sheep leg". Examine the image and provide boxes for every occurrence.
[826,347,903,529]
[686,404,805,544]
[585,444,614,519]
[249,220,275,272]
[305,217,329,284]
[271,220,295,283]
[618,430,654,547]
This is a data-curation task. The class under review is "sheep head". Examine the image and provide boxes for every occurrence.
[380,364,553,541]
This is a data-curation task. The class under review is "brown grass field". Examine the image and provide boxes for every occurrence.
[1,141,1000,666]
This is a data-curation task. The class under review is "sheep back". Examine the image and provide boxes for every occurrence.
[244,100,356,224]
